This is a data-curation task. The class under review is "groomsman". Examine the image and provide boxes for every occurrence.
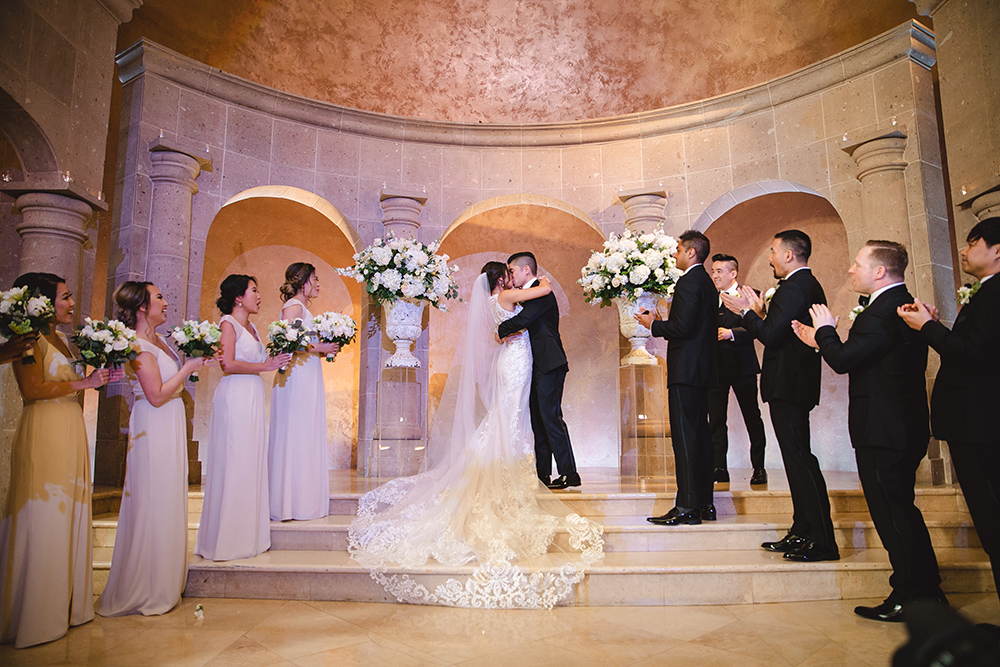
[793,240,943,621]
[636,230,718,525]
[898,217,1000,604]
[708,254,768,485]
[721,229,838,561]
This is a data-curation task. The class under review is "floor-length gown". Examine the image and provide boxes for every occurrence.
[348,289,603,609]
[0,334,93,648]
[195,315,270,561]
[268,298,329,521]
[98,337,188,616]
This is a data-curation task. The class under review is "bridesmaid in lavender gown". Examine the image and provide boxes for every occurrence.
[269,263,340,521]
[98,282,213,617]
[195,275,290,561]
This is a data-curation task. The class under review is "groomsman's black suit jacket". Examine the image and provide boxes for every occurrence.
[919,275,1000,445]
[741,268,826,407]
[651,264,718,387]
[717,297,760,386]
[814,285,929,451]
[497,281,568,374]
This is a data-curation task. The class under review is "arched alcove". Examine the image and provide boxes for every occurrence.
[703,187,856,472]
[433,196,620,468]
[197,189,363,469]
[0,89,59,179]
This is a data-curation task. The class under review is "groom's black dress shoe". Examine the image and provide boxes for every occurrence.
[647,507,679,524]
[538,476,551,486]
[761,533,807,553]
[782,541,840,562]
[547,474,581,490]
[649,507,701,525]
[854,599,906,622]
[701,505,717,521]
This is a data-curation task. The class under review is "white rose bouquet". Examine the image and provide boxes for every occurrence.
[267,319,309,373]
[0,285,55,364]
[339,234,459,311]
[579,228,682,307]
[71,317,139,370]
[169,320,222,381]
[312,311,357,362]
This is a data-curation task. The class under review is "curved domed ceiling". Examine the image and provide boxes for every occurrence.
[119,0,920,124]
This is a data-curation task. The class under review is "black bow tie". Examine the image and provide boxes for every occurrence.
[858,295,870,307]
[777,279,785,286]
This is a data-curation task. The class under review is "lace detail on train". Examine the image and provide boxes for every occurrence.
[348,290,603,609]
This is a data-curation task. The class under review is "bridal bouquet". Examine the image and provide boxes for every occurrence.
[72,318,139,369]
[312,311,357,362]
[169,319,222,381]
[340,234,459,310]
[0,286,55,364]
[267,319,309,373]
[579,228,682,307]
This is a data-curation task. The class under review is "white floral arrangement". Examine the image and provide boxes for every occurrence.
[0,285,55,364]
[267,319,310,374]
[339,234,459,310]
[312,311,357,362]
[72,318,139,369]
[957,282,980,306]
[169,320,222,381]
[848,305,866,321]
[579,228,681,307]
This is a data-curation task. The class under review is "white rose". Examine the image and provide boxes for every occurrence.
[173,331,189,345]
[0,299,11,314]
[113,337,129,351]
[654,268,665,280]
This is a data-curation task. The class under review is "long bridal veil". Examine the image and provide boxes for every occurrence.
[348,273,603,609]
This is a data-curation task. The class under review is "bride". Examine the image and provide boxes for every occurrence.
[348,262,604,609]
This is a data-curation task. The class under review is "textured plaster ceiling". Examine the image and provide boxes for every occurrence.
[117,0,921,124]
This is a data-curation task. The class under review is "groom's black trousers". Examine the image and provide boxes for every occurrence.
[530,364,576,479]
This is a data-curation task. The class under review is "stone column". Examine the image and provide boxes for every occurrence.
[846,131,910,243]
[379,190,427,239]
[618,188,667,234]
[13,192,94,311]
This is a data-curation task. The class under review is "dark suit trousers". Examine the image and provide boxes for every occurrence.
[768,400,836,548]
[530,365,576,479]
[855,446,941,601]
[949,440,1000,601]
[668,384,713,509]
[708,376,767,470]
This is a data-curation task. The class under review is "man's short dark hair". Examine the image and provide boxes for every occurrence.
[679,230,710,264]
[774,229,812,261]
[711,253,739,271]
[507,251,537,274]
[864,240,908,279]
[967,217,1000,247]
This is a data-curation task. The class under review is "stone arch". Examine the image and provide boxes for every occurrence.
[433,195,620,468]
[692,180,825,232]
[0,89,59,178]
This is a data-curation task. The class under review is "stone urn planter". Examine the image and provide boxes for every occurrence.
[615,291,665,366]
[383,298,425,367]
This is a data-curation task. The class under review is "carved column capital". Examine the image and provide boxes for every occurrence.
[379,190,427,239]
[971,190,1000,221]
[847,133,908,182]
[13,192,93,245]
[617,188,667,234]
[149,150,201,194]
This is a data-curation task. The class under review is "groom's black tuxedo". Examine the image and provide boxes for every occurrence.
[814,284,940,602]
[498,278,576,480]
[918,273,1000,600]
[649,264,717,509]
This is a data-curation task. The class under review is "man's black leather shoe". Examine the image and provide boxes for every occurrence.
[547,474,581,490]
[854,599,905,622]
[701,505,717,521]
[761,534,807,552]
[750,468,768,485]
[783,541,840,562]
[649,508,701,525]
[713,468,730,483]
[647,507,679,524]
[539,476,551,486]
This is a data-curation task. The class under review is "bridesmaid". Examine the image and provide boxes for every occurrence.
[0,273,114,648]
[98,282,213,617]
[269,263,339,521]
[195,275,290,561]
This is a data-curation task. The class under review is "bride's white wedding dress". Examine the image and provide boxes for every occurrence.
[348,274,603,609]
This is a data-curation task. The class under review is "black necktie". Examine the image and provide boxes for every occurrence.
[858,295,870,307]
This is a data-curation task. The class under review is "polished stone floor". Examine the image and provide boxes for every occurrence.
[2,593,997,666]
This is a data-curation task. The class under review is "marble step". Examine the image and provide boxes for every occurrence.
[143,548,991,607]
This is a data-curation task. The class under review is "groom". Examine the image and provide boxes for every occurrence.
[498,252,580,489]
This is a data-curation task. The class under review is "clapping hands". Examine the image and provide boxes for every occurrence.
[791,304,837,349]
[720,286,765,317]
[897,299,939,330]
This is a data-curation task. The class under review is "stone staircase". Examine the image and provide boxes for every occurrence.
[91,469,994,606]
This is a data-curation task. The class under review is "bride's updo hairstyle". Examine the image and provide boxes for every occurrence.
[481,262,508,292]
[113,281,154,328]
[216,274,257,314]
[279,262,316,302]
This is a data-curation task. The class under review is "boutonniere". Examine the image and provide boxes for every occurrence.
[764,287,776,304]
[849,305,866,321]
[957,282,981,306]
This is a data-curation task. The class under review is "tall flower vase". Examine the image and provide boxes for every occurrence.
[615,292,663,366]
[383,298,425,368]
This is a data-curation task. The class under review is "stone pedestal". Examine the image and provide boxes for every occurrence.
[379,190,427,239]
[618,188,668,234]
[846,131,909,242]
[619,364,672,478]
[364,367,427,478]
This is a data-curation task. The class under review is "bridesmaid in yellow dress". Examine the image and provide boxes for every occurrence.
[0,273,115,648]
[98,282,213,617]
